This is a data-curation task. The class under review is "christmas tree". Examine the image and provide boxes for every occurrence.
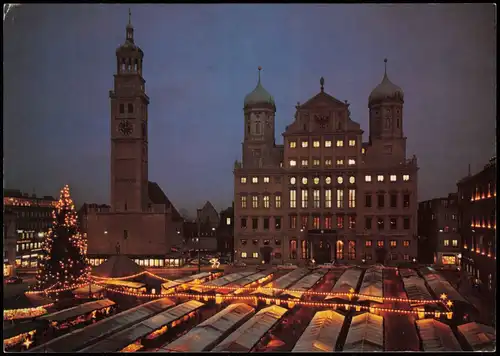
[34,185,90,292]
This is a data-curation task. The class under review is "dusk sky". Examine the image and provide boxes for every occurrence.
[4,4,496,216]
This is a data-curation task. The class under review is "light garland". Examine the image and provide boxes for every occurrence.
[91,282,451,318]
[3,304,54,320]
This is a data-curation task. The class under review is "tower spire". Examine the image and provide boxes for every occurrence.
[125,8,134,42]
[320,77,325,92]
[384,58,388,76]
[128,8,132,26]
[257,66,262,84]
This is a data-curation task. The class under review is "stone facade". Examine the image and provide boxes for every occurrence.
[457,157,496,301]
[234,67,418,265]
[418,193,460,267]
[198,201,220,229]
[87,16,182,265]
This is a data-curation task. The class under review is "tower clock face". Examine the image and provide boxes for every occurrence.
[118,120,133,136]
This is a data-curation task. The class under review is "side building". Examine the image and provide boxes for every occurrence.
[86,15,183,268]
[457,157,496,302]
[3,189,57,269]
[417,193,460,268]
[234,63,418,266]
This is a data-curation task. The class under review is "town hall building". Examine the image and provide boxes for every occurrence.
[86,14,183,268]
[234,62,419,265]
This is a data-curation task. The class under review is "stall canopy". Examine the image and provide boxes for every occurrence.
[212,305,288,352]
[252,268,310,297]
[199,271,255,289]
[357,268,383,303]
[292,310,345,352]
[161,272,213,292]
[231,270,274,288]
[457,322,496,351]
[325,267,363,301]
[419,268,467,303]
[401,276,434,307]
[281,270,328,299]
[80,300,205,353]
[159,303,255,352]
[39,299,115,323]
[399,268,419,279]
[416,319,462,351]
[92,255,144,278]
[343,312,384,352]
[3,320,47,341]
[100,280,146,290]
[28,298,175,353]
[4,292,54,310]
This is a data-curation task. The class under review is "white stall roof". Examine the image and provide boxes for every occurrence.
[292,310,345,352]
[326,268,363,301]
[416,319,462,351]
[457,322,496,351]
[159,303,255,352]
[343,312,384,352]
[29,298,175,353]
[161,271,214,291]
[402,276,434,306]
[80,300,205,353]
[252,268,310,297]
[232,270,274,288]
[205,271,256,287]
[40,299,115,323]
[357,268,383,303]
[212,305,288,352]
[281,270,328,299]
[421,270,467,303]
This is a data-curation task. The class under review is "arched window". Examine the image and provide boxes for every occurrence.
[336,240,344,260]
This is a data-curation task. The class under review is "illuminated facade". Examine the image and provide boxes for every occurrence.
[418,193,460,268]
[234,64,418,265]
[457,157,496,301]
[86,14,183,265]
[3,189,57,268]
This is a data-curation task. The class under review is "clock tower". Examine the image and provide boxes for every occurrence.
[109,10,149,213]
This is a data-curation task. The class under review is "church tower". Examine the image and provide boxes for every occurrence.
[242,67,276,168]
[109,10,149,213]
[368,59,406,162]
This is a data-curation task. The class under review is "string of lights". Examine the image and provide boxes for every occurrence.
[90,282,453,318]
[3,304,54,321]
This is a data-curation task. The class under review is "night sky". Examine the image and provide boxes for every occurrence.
[3,4,496,216]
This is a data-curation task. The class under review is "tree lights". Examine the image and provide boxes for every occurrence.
[32,185,91,293]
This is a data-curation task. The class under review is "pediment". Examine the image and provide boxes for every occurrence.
[300,91,347,110]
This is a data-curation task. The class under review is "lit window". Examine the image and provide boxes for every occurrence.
[301,189,308,208]
[289,189,297,208]
[290,160,297,167]
[313,189,320,208]
[325,177,332,184]
[349,176,355,184]
[226,218,231,225]
[365,175,372,182]
[336,140,344,147]
[241,196,247,208]
[377,240,384,247]
[337,176,343,184]
[240,177,247,184]
[241,252,247,258]
[252,196,259,208]
[325,189,332,208]
[362,148,365,154]
[313,141,320,148]
[336,189,344,208]
[377,175,384,182]
[301,160,309,167]
[313,177,320,185]
[365,240,372,247]
[252,177,258,184]
[275,195,281,208]
[349,139,356,147]
[301,141,308,148]
[302,177,308,185]
[290,177,296,185]
[348,189,356,208]
[390,240,397,247]
[263,195,270,208]
[325,159,332,167]
[252,252,259,258]
[403,240,410,247]
[444,240,449,246]
[289,141,297,148]
[452,240,458,247]
[336,159,344,167]
[313,159,320,167]
[403,174,410,181]
[264,176,270,183]
[390,175,397,182]
[348,158,356,166]
[325,140,332,147]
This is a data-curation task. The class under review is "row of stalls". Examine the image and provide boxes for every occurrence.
[279,269,328,300]
[160,271,221,294]
[190,271,256,293]
[28,298,175,353]
[253,268,310,298]
[357,266,384,303]
[3,299,116,351]
[224,269,275,296]
[325,267,364,302]
[80,300,206,352]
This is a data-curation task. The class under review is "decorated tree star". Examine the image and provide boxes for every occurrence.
[33,185,90,293]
